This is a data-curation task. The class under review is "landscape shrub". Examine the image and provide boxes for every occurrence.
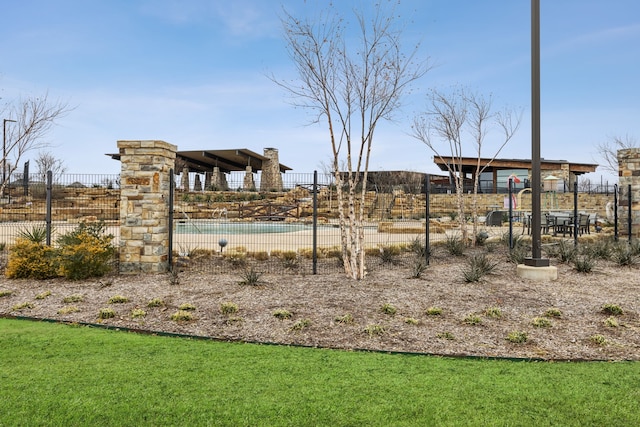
[6,222,115,280]
[56,222,116,280]
[5,238,58,279]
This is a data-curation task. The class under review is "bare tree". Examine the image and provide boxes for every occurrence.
[2,92,71,194]
[595,134,638,174]
[272,3,429,279]
[412,87,521,244]
[34,151,67,183]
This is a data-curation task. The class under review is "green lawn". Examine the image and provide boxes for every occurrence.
[1,318,638,426]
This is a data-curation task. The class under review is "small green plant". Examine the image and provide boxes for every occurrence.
[98,308,116,319]
[220,302,239,315]
[410,258,428,278]
[178,303,196,311]
[379,246,401,265]
[506,331,528,344]
[589,334,607,346]
[290,318,312,331]
[147,298,165,308]
[409,236,428,258]
[381,303,397,315]
[12,302,34,311]
[225,316,243,325]
[58,306,80,315]
[463,314,482,325]
[436,331,455,340]
[334,313,354,324]
[462,254,498,283]
[553,240,578,264]
[168,268,180,286]
[63,294,84,303]
[131,308,147,319]
[604,316,619,327]
[404,317,419,325]
[17,225,48,244]
[601,304,623,316]
[611,243,637,266]
[544,308,562,318]
[0,290,12,298]
[108,295,129,304]
[273,309,292,320]
[484,307,502,318]
[582,239,612,260]
[444,234,465,256]
[171,310,194,321]
[364,324,385,337]
[227,252,248,269]
[35,290,52,300]
[532,317,552,328]
[238,267,262,286]
[573,255,595,273]
[426,306,442,316]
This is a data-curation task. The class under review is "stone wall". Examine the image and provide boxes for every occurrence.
[118,140,176,273]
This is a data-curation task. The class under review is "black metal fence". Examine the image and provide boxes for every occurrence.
[0,171,120,249]
[0,170,631,276]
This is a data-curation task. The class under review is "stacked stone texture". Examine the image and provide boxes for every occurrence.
[617,148,640,238]
[118,140,176,273]
[260,148,283,191]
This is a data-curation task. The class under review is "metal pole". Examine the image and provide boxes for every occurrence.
[573,181,578,247]
[312,171,318,275]
[425,173,430,265]
[508,178,514,250]
[524,0,549,267]
[614,184,619,242]
[2,119,17,190]
[628,184,632,243]
[45,171,52,246]
[168,168,174,271]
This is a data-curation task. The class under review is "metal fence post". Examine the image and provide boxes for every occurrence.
[614,184,619,242]
[573,181,578,247]
[628,184,632,243]
[168,168,174,270]
[508,178,514,250]
[312,171,318,275]
[45,170,52,246]
[425,174,430,265]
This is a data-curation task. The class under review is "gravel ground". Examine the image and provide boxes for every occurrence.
[1,247,639,361]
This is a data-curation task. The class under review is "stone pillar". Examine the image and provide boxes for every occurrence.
[204,171,211,190]
[260,147,283,191]
[243,166,256,191]
[211,166,228,191]
[118,140,176,273]
[618,148,640,238]
[180,167,190,191]
[194,174,202,191]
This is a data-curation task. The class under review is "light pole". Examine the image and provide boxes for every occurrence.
[3,118,17,188]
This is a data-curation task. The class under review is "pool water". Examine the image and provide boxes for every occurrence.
[175,221,311,235]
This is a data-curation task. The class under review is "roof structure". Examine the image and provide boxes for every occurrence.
[433,157,598,176]
[109,148,292,174]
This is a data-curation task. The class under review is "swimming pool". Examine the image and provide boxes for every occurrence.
[174,221,312,235]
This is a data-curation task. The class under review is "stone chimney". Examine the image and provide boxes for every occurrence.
[260,147,283,191]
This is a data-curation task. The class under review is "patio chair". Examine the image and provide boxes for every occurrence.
[578,213,591,235]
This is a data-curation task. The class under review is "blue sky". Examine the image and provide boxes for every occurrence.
[1,0,639,184]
